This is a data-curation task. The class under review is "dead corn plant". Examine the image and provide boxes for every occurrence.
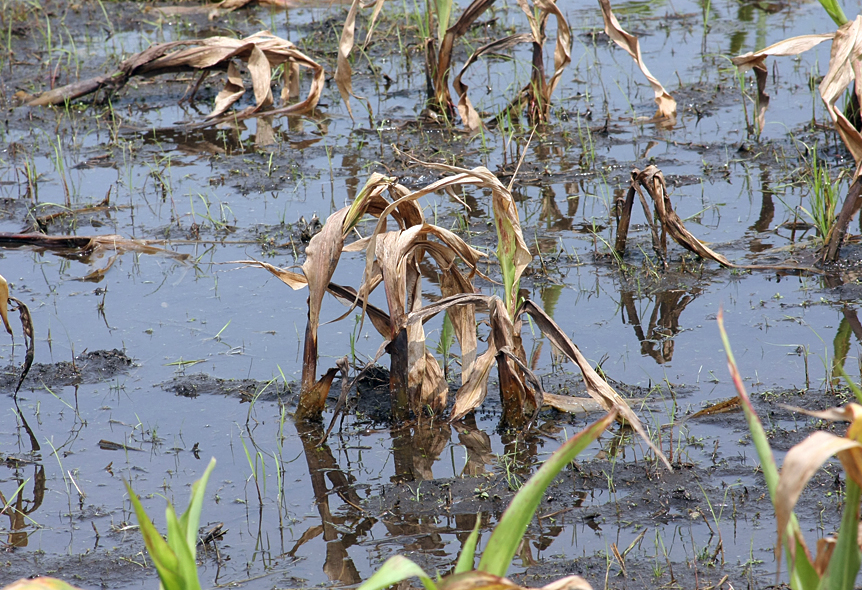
[238,171,486,422]
[731,16,862,263]
[336,0,573,131]
[614,165,822,274]
[238,160,669,468]
[28,32,323,127]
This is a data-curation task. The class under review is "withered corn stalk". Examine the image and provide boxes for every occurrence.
[614,166,823,274]
[27,32,323,127]
[731,17,862,263]
[237,162,670,468]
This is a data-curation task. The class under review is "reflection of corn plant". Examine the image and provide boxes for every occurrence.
[730,3,862,263]
[357,412,616,590]
[719,311,862,588]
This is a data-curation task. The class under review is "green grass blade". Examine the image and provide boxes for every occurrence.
[165,505,201,590]
[454,513,482,574]
[836,365,862,404]
[478,411,616,576]
[718,310,818,589]
[435,0,452,43]
[357,555,436,590]
[124,481,183,590]
[181,457,216,553]
[824,478,861,590]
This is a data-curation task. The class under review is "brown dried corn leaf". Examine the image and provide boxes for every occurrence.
[598,0,676,120]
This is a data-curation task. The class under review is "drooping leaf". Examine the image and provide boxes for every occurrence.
[819,17,862,179]
[209,61,245,118]
[775,431,862,561]
[451,344,499,423]
[453,34,533,131]
[731,33,835,133]
[335,0,365,119]
[520,300,670,469]
[514,0,572,122]
[598,0,676,120]
[393,157,531,316]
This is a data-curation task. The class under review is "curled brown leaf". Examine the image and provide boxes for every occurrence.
[598,0,676,120]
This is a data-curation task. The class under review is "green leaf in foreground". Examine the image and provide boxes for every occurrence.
[124,457,216,590]
[454,514,482,574]
[357,555,437,590]
[823,478,861,589]
[717,310,818,589]
[477,411,617,577]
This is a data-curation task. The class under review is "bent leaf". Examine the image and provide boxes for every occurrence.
[520,300,670,469]
[335,0,365,119]
[598,0,676,120]
[820,17,862,179]
[453,34,532,131]
[775,431,862,560]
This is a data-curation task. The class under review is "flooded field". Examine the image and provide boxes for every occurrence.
[1,0,862,587]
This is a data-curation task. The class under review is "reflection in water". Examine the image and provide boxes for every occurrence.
[620,288,699,364]
[1,463,45,549]
[295,423,367,585]
[832,306,862,384]
[142,113,327,155]
[455,416,495,477]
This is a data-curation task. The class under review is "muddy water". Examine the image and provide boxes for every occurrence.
[0,0,858,587]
